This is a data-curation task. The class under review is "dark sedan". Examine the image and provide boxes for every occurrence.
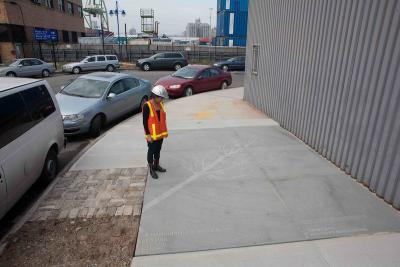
[136,52,188,71]
[155,65,232,97]
[213,56,246,71]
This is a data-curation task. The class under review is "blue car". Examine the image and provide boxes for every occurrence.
[56,72,151,137]
[213,56,246,71]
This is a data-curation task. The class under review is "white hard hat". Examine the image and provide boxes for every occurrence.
[151,85,169,99]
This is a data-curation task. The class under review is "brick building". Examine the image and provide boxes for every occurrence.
[0,0,85,63]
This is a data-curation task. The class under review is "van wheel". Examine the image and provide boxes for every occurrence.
[41,149,58,182]
[72,67,81,74]
[142,63,151,71]
[106,65,115,72]
[90,115,102,138]
[6,72,16,77]
[174,63,182,71]
[42,69,50,77]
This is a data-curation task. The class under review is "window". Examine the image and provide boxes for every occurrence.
[109,81,125,95]
[30,59,43,65]
[166,53,182,58]
[0,93,32,149]
[58,0,65,12]
[210,68,220,77]
[44,0,54,8]
[97,56,105,62]
[200,69,211,78]
[20,86,56,123]
[106,56,117,61]
[154,53,165,59]
[122,78,140,90]
[31,0,41,5]
[87,57,96,62]
[71,31,78,43]
[67,1,74,14]
[62,30,69,43]
[20,60,32,66]
[77,6,83,17]
[252,45,259,75]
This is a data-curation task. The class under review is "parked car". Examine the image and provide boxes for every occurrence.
[62,55,120,74]
[0,58,56,78]
[56,72,151,137]
[155,65,232,97]
[0,78,64,219]
[136,52,188,71]
[213,56,246,71]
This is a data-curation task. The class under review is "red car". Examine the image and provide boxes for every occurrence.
[155,65,232,97]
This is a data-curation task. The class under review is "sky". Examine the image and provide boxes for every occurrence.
[102,0,218,36]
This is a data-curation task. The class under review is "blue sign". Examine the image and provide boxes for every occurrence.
[34,28,58,42]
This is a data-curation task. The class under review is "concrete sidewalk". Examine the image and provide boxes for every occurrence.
[72,87,400,266]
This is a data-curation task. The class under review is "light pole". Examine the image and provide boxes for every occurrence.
[109,1,126,58]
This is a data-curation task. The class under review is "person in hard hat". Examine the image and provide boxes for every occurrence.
[142,85,169,179]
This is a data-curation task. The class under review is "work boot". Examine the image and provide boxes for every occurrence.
[149,164,158,179]
[154,160,167,172]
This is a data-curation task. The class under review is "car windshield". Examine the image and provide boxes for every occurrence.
[171,67,199,79]
[81,57,90,62]
[61,78,110,98]
[9,60,20,66]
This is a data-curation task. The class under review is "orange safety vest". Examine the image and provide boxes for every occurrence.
[144,100,168,141]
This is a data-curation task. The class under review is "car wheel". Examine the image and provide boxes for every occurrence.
[41,148,58,182]
[184,87,193,97]
[90,115,102,138]
[222,65,229,71]
[221,81,228,90]
[106,65,115,72]
[72,67,81,74]
[174,63,182,71]
[140,96,148,110]
[142,63,151,71]
[6,72,16,77]
[42,69,50,77]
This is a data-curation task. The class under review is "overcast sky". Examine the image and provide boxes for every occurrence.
[103,0,217,36]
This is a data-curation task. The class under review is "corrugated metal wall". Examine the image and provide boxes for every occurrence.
[244,0,400,209]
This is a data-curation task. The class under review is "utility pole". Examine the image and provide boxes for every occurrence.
[125,23,128,61]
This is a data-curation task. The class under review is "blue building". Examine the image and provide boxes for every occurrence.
[215,0,248,47]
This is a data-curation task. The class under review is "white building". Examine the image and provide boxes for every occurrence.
[185,18,210,38]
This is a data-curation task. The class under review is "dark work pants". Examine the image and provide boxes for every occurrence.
[147,139,163,164]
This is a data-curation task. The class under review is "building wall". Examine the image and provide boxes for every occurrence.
[244,0,400,209]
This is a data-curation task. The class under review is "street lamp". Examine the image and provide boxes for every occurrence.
[109,1,126,57]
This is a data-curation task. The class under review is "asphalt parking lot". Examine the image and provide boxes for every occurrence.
[0,69,245,240]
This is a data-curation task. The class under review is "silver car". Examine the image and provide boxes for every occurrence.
[56,72,151,137]
[0,78,64,219]
[62,55,120,74]
[0,58,56,78]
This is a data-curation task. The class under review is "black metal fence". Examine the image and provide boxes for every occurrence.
[21,43,246,64]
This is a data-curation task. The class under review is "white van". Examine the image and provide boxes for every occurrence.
[0,78,64,219]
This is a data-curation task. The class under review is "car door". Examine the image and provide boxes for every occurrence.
[96,56,107,70]
[0,166,6,218]
[103,80,128,121]
[153,53,167,69]
[17,59,35,77]
[122,78,142,112]
[30,59,45,76]
[82,56,97,71]
[0,92,36,213]
[210,68,223,89]
[195,69,213,92]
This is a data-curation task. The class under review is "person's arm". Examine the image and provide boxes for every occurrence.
[142,104,150,135]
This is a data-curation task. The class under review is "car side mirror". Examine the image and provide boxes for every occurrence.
[107,92,116,99]
[60,85,65,90]
[18,64,23,67]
